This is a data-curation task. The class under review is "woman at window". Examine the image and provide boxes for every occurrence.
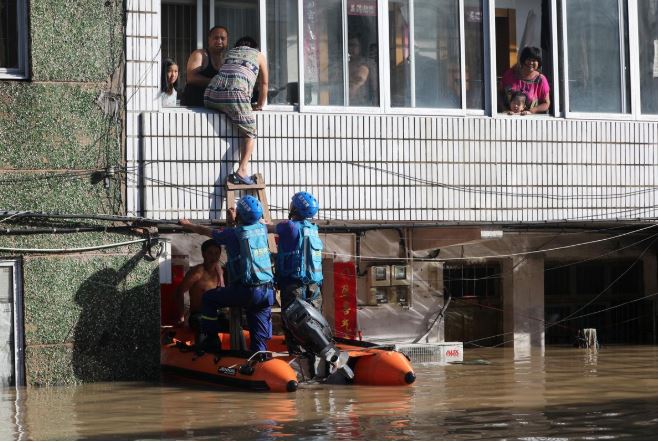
[204,36,269,185]
[500,46,550,114]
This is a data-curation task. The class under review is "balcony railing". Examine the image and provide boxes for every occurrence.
[128,110,658,223]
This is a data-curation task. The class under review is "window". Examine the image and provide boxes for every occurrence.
[388,0,484,110]
[302,0,380,107]
[564,0,630,114]
[493,0,555,114]
[266,0,299,105]
[463,0,484,109]
[638,0,658,115]
[155,0,657,118]
[161,0,299,106]
[302,0,343,106]
[443,263,501,299]
[0,0,28,79]
[161,1,200,92]
[215,0,259,47]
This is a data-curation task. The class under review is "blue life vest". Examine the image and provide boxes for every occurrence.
[227,224,274,286]
[276,220,323,285]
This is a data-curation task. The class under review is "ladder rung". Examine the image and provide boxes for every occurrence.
[225,173,266,191]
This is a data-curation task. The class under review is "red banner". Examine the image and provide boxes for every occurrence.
[160,264,185,325]
[333,262,358,339]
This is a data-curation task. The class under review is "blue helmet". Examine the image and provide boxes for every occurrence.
[291,191,319,219]
[236,195,263,224]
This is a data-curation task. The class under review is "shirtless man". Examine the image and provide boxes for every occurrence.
[174,239,225,327]
[180,26,229,106]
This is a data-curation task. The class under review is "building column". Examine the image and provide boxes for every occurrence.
[503,255,545,355]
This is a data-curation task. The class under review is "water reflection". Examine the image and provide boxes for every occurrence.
[0,347,657,439]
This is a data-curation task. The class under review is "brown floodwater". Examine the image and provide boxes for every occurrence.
[2,346,658,440]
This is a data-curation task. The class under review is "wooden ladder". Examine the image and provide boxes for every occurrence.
[224,173,278,351]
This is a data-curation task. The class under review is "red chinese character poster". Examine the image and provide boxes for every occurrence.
[160,264,185,325]
[333,261,358,339]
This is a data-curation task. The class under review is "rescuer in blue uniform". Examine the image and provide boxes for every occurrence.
[179,195,275,353]
[266,191,324,353]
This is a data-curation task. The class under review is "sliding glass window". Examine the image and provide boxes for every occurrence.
[302,0,379,107]
[388,0,484,110]
[267,0,299,105]
[637,0,658,115]
[564,0,630,114]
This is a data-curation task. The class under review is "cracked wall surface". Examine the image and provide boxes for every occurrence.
[0,0,160,385]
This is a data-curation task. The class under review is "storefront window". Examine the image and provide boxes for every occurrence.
[638,0,658,115]
[565,0,630,114]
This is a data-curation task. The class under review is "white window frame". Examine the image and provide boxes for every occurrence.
[489,0,562,119]
[631,0,658,121]
[260,0,298,112]
[560,0,639,120]
[0,260,25,387]
[298,0,389,114]
[0,0,29,80]
[156,0,658,121]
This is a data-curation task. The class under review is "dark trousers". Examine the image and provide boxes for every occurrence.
[201,284,274,352]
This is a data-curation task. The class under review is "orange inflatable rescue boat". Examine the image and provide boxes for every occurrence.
[161,326,416,392]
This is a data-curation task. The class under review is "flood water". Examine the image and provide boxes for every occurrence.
[2,346,658,440]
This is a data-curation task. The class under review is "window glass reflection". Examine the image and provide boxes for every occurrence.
[267,0,299,105]
[303,0,344,106]
[566,0,630,113]
[638,0,658,115]
[347,0,379,106]
[388,0,483,110]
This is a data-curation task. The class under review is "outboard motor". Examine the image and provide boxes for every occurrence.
[282,298,354,380]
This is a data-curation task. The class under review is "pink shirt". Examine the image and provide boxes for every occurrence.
[502,68,550,110]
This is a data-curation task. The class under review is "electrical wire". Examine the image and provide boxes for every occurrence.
[0,238,149,254]
[343,160,658,201]
[437,232,658,285]
[131,153,658,202]
[546,236,657,328]
[322,223,658,262]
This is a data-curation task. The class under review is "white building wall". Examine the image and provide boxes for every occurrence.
[125,1,658,225]
[134,110,658,223]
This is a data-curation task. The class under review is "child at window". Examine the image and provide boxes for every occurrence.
[500,46,550,114]
[507,90,529,115]
[159,58,179,107]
